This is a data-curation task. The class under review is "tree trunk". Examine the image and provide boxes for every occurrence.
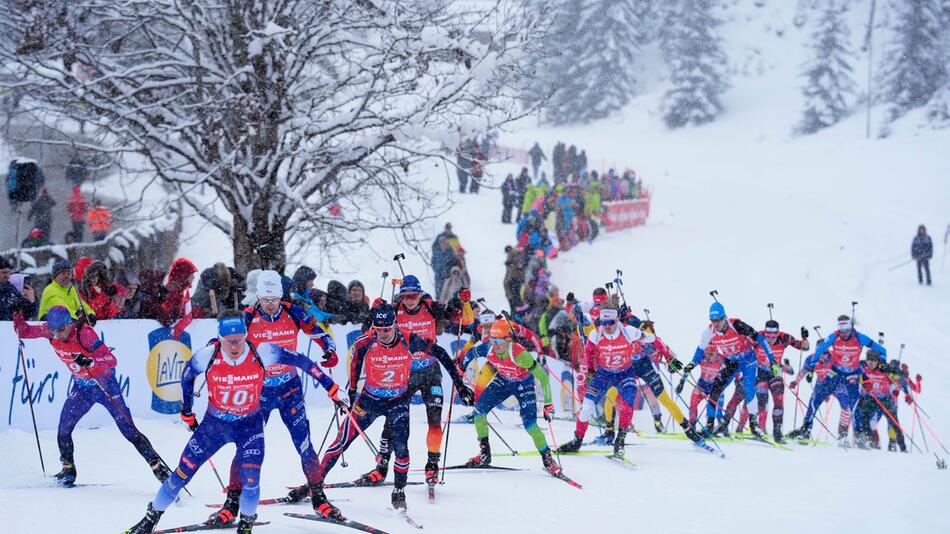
[232,207,288,275]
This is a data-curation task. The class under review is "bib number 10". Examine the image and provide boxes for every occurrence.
[219,389,255,408]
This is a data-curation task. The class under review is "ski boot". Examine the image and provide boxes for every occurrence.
[540,450,562,475]
[557,434,583,453]
[712,421,731,438]
[149,459,170,482]
[391,488,407,511]
[236,513,257,534]
[773,428,786,444]
[612,429,628,457]
[705,417,716,437]
[837,425,851,448]
[464,437,492,467]
[286,483,310,503]
[124,503,163,534]
[310,483,344,521]
[424,452,440,485]
[653,414,665,433]
[786,422,811,440]
[206,488,241,526]
[681,420,703,443]
[748,420,766,441]
[356,454,389,486]
[601,423,616,445]
[54,462,77,486]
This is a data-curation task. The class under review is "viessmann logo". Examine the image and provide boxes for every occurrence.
[253,328,297,341]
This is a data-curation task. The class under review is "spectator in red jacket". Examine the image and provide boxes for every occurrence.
[66,186,88,241]
[161,257,198,326]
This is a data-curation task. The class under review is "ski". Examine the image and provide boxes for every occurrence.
[441,464,526,471]
[692,439,726,458]
[389,508,423,529]
[205,497,349,508]
[152,521,269,533]
[284,513,388,534]
[290,481,424,490]
[497,450,613,457]
[734,432,793,451]
[605,454,638,469]
[547,469,583,489]
[427,482,435,503]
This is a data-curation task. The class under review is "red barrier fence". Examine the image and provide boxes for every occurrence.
[603,194,651,232]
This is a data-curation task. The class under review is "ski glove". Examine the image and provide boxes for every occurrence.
[72,353,93,368]
[800,326,809,339]
[668,358,684,374]
[457,384,475,406]
[682,363,696,374]
[905,394,913,405]
[306,305,333,323]
[322,349,339,368]
[180,411,198,431]
[805,371,814,383]
[675,377,686,395]
[789,380,798,390]
[770,363,782,378]
[543,404,555,422]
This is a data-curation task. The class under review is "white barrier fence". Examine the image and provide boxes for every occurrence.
[1,319,577,431]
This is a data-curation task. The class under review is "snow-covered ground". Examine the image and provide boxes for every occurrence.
[3,1,950,532]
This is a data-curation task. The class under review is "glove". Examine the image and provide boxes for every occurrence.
[789,380,798,390]
[805,371,814,383]
[371,297,385,309]
[85,314,97,327]
[770,363,782,378]
[457,384,475,406]
[347,389,358,408]
[72,353,93,368]
[180,411,198,431]
[327,384,348,412]
[800,326,809,339]
[322,349,339,368]
[543,403,555,422]
[683,362,696,374]
[905,394,913,405]
[618,303,630,319]
[458,287,471,303]
[675,377,686,395]
[641,320,655,333]
[668,358,684,374]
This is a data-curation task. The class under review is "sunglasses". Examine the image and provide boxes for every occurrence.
[259,297,281,305]
[402,293,421,299]
[375,325,396,333]
[489,337,507,345]
[600,320,617,327]
[50,326,68,334]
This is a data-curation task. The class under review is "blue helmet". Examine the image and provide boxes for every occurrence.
[399,275,422,295]
[709,302,726,321]
[372,303,397,328]
[46,306,74,331]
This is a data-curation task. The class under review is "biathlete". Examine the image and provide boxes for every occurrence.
[13,306,170,486]
[124,310,344,534]
[208,270,339,525]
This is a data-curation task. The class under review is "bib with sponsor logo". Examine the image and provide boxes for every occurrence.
[487,342,531,381]
[862,367,892,397]
[51,326,110,380]
[362,336,414,397]
[707,321,753,359]
[756,335,789,367]
[396,304,437,368]
[830,335,864,371]
[247,309,300,378]
[207,343,264,417]
[593,330,640,371]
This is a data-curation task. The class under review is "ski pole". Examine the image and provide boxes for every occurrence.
[786,383,838,444]
[487,418,519,455]
[911,401,928,453]
[335,410,348,468]
[316,407,338,456]
[378,272,389,300]
[546,411,562,467]
[339,403,380,457]
[393,253,406,277]
[911,399,949,455]
[668,372,725,456]
[90,375,192,496]
[16,340,46,475]
[866,394,923,454]
[792,330,804,430]
[439,387,456,484]
[613,269,628,307]
[390,277,402,302]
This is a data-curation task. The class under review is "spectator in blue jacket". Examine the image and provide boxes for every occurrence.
[911,224,933,286]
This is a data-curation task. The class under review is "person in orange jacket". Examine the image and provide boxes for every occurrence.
[87,200,112,240]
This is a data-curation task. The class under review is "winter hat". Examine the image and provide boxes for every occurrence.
[399,275,422,295]
[241,269,261,306]
[51,259,73,279]
[599,308,618,322]
[30,228,44,238]
[256,270,283,298]
[709,302,726,321]
[46,306,74,331]
[764,319,779,332]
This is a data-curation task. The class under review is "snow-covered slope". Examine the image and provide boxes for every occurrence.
[2,1,949,533]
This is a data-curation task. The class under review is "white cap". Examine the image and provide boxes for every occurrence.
[257,270,283,299]
[600,308,618,321]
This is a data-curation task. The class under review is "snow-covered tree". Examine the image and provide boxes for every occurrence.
[544,0,643,125]
[798,0,857,134]
[877,0,947,125]
[0,0,543,272]
[661,0,729,128]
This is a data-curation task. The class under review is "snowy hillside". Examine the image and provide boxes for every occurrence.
[2,1,949,533]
